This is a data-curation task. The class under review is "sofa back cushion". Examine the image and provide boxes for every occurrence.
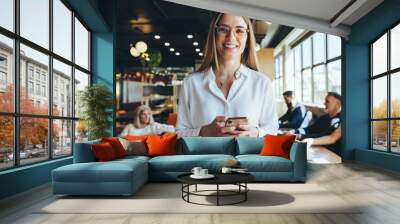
[73,139,100,163]
[178,137,235,155]
[236,137,264,155]
[101,137,127,158]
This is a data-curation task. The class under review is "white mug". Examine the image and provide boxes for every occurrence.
[221,167,232,174]
[200,169,208,176]
[191,167,202,176]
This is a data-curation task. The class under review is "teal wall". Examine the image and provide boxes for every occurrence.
[345,0,400,170]
[92,32,115,135]
[0,0,114,200]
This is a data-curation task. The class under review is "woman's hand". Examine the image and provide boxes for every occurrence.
[231,125,259,137]
[199,116,236,137]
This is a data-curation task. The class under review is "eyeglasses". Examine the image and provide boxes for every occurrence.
[215,25,249,37]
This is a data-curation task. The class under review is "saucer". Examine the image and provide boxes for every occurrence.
[190,174,215,179]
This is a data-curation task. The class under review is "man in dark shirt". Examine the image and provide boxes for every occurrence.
[293,92,342,156]
[279,91,306,129]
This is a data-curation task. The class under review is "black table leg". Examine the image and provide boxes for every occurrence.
[217,184,219,206]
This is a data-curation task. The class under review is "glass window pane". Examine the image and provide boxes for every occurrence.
[295,70,302,101]
[0,0,14,31]
[327,60,341,94]
[313,65,326,105]
[302,69,312,103]
[53,59,72,117]
[285,51,294,91]
[295,46,301,72]
[372,33,387,76]
[75,17,89,70]
[53,119,72,158]
[75,120,88,143]
[372,77,387,119]
[74,69,89,118]
[391,72,400,118]
[391,24,400,70]
[372,121,388,151]
[0,34,14,112]
[327,35,341,59]
[302,38,311,68]
[313,33,326,64]
[0,116,14,170]
[20,117,49,165]
[391,120,400,153]
[20,44,49,115]
[20,0,49,49]
[53,0,72,60]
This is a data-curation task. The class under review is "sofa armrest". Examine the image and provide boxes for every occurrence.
[73,140,100,163]
[289,141,307,181]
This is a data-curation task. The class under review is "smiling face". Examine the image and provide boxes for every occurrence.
[215,14,248,62]
[139,110,151,125]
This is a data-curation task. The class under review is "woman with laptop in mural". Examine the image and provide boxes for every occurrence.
[177,13,278,138]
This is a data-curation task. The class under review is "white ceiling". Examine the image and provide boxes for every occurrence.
[163,0,384,38]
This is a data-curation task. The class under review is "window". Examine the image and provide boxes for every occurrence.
[274,55,283,99]
[277,32,341,106]
[370,22,400,154]
[0,0,91,170]
[0,0,14,32]
[20,0,49,49]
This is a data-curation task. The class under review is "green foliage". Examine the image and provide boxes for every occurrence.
[79,84,113,140]
[140,49,162,71]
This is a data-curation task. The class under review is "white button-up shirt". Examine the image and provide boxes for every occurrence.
[176,64,278,138]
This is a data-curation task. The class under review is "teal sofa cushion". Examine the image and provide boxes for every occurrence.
[236,137,263,155]
[73,140,100,163]
[236,155,293,172]
[149,154,235,172]
[178,137,235,155]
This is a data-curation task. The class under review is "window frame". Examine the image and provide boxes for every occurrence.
[369,20,400,154]
[0,0,92,171]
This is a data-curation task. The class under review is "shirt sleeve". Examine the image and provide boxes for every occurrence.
[258,79,279,137]
[176,79,201,138]
[151,122,176,135]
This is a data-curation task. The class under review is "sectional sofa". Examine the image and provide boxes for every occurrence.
[52,137,307,196]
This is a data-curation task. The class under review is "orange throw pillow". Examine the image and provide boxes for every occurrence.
[101,137,127,158]
[124,135,152,142]
[91,142,117,161]
[146,133,177,157]
[260,134,296,159]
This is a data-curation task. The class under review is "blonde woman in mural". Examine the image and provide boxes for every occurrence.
[120,105,175,136]
[177,13,278,138]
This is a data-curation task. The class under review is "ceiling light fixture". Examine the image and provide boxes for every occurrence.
[193,42,198,46]
[135,41,148,53]
[164,42,170,46]
[170,48,175,52]
[187,34,193,39]
[195,48,200,52]
[199,52,203,56]
[130,44,141,57]
[175,52,180,56]
[154,35,160,39]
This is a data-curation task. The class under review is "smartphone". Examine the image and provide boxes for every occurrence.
[225,117,248,127]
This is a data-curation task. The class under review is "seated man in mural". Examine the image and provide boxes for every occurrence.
[120,105,175,136]
[279,91,307,129]
[291,92,342,156]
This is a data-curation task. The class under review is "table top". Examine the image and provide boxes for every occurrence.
[177,172,255,185]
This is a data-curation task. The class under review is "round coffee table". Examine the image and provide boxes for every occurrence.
[177,173,255,206]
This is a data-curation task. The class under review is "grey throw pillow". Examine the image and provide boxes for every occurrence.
[118,137,147,156]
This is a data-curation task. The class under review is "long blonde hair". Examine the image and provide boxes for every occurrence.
[133,105,154,128]
[197,13,259,72]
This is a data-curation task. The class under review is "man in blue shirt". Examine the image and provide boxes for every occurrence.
[279,91,307,129]
[294,92,342,156]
